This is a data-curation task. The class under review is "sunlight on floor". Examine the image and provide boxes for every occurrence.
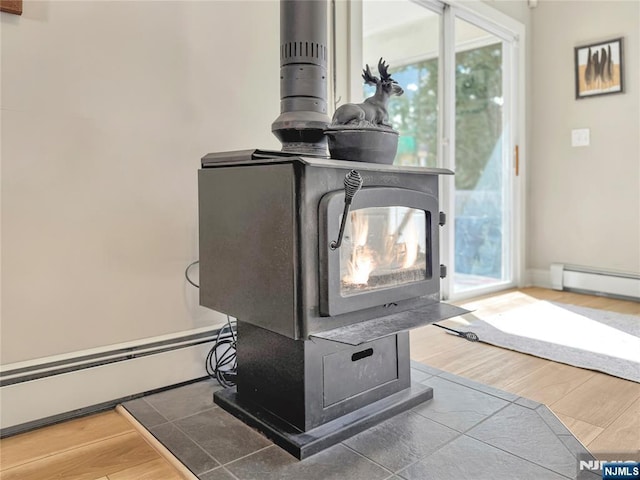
[458,299,640,363]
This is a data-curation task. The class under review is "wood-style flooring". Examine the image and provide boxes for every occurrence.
[411,287,640,457]
[1,287,638,478]
[0,410,191,480]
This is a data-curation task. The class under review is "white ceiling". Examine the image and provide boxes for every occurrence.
[363,0,437,36]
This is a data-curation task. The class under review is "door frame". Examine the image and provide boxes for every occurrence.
[441,1,526,300]
[338,0,527,301]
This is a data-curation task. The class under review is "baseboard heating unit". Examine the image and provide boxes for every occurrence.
[550,263,640,301]
[0,326,225,437]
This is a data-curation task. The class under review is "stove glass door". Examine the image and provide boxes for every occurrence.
[340,207,428,297]
[320,186,439,317]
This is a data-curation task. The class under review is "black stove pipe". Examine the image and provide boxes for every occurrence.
[271,0,330,156]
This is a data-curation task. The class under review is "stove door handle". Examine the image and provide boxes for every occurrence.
[330,170,363,250]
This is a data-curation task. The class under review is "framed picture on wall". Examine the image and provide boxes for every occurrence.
[575,38,624,99]
[0,0,22,15]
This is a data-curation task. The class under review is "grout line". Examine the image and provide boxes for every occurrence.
[466,436,576,480]
[410,406,495,436]
[168,419,222,469]
[542,409,601,453]
[340,442,396,476]
[140,397,172,424]
[340,410,467,477]
[168,418,222,468]
[392,429,466,476]
[223,445,275,467]
[142,381,222,424]
[459,405,579,479]
[457,401,513,434]
[432,372,518,403]
[200,465,242,480]
[220,465,242,480]
[159,403,220,425]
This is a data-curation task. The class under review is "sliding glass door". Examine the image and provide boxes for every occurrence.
[449,16,514,297]
[361,0,444,168]
[361,0,523,300]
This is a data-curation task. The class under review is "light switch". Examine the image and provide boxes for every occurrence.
[571,128,590,147]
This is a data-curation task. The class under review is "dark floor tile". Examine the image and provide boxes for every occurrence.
[515,396,542,409]
[122,398,168,428]
[410,368,432,384]
[149,422,218,475]
[144,379,219,421]
[410,361,445,377]
[579,473,605,480]
[436,372,519,402]
[343,410,459,472]
[174,407,271,464]
[558,433,592,459]
[398,435,568,480]
[200,466,238,480]
[413,377,509,432]
[536,405,573,436]
[226,444,390,480]
[467,403,577,478]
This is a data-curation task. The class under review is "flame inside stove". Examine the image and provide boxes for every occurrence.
[352,211,369,247]
[340,208,424,291]
[343,212,376,286]
[401,220,419,269]
[347,247,375,285]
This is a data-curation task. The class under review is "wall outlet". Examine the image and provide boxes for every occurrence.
[571,128,590,147]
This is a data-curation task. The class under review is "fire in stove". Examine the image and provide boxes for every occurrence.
[340,207,428,296]
[343,211,374,286]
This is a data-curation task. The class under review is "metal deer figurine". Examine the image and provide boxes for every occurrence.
[331,58,404,129]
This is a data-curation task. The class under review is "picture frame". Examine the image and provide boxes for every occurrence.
[575,38,624,99]
[0,0,22,15]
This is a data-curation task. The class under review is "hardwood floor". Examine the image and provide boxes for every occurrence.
[411,287,640,458]
[0,411,188,480]
[1,288,637,478]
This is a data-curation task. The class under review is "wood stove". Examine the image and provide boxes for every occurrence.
[198,150,468,458]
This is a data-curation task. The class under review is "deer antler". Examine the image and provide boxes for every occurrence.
[362,64,379,86]
[378,58,394,83]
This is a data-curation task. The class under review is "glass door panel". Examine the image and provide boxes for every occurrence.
[362,0,442,167]
[340,207,429,296]
[452,17,512,295]
[359,1,520,299]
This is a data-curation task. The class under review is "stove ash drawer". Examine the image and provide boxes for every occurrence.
[322,335,399,408]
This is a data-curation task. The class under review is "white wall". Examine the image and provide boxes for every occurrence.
[480,0,530,26]
[3,0,638,367]
[1,1,281,364]
[529,0,639,274]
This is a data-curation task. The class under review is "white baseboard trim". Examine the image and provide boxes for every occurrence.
[528,265,640,300]
[558,266,640,300]
[0,327,222,433]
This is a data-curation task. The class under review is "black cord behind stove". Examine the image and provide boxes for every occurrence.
[206,316,237,388]
[185,260,237,388]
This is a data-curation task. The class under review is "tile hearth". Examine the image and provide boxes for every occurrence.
[122,362,600,480]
